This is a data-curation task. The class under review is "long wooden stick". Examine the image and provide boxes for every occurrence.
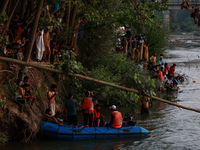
[2,0,20,36]
[0,56,200,113]
[0,0,9,17]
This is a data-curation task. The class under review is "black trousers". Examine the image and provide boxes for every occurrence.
[83,113,93,126]
[68,115,77,126]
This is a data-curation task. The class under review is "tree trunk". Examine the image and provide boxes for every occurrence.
[69,0,78,29]
[1,56,200,114]
[2,0,20,37]
[20,0,27,19]
[28,0,34,16]
[0,0,9,17]
[19,0,44,78]
[68,0,79,46]
[7,0,13,16]
[24,0,44,62]
[72,20,80,51]
[26,0,35,17]
[65,0,71,28]
[65,0,71,45]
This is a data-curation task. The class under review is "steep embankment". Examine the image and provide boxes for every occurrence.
[0,64,60,142]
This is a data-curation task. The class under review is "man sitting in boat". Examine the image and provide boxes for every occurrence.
[54,112,63,125]
[109,105,123,128]
[93,104,106,127]
[44,109,63,125]
[64,93,80,128]
[82,91,94,127]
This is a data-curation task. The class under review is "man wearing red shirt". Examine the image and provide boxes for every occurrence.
[169,64,176,76]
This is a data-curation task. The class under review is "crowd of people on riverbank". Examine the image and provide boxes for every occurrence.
[149,53,180,91]
[0,13,85,64]
[116,25,181,92]
[116,25,148,62]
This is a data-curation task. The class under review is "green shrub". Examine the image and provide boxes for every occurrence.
[0,132,8,145]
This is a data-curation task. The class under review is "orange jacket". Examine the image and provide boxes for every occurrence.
[111,111,123,128]
[82,97,94,113]
[158,70,163,82]
[94,109,101,119]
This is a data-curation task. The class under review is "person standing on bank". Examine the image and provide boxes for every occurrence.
[82,91,94,127]
[143,43,150,62]
[109,105,123,128]
[150,52,157,69]
[47,84,58,116]
[64,93,80,128]
[159,54,165,70]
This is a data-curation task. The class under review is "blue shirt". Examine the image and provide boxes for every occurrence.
[159,58,164,70]
[65,99,78,116]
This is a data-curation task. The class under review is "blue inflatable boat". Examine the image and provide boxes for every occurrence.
[41,121,149,140]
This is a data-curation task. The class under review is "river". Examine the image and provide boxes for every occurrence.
[1,33,200,150]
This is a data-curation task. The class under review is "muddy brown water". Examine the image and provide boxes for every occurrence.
[1,40,200,150]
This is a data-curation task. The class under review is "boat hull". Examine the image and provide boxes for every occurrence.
[41,121,149,140]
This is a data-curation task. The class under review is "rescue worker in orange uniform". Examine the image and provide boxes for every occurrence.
[82,91,94,127]
[93,104,106,127]
[109,105,123,128]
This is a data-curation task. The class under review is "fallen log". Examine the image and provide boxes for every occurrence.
[0,56,200,113]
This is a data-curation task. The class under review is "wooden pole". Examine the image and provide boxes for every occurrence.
[0,0,9,17]
[20,0,27,19]
[2,0,20,37]
[19,0,44,79]
[23,0,44,62]
[65,0,71,45]
[0,56,200,113]
[69,0,79,46]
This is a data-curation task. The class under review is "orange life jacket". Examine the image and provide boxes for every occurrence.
[111,111,123,128]
[81,97,94,113]
[158,70,163,82]
[94,109,100,119]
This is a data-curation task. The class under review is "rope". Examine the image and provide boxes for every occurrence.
[131,0,191,49]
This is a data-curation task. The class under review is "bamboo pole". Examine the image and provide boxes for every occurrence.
[2,0,20,37]
[0,0,9,17]
[0,56,200,113]
[19,0,44,79]
[23,0,44,62]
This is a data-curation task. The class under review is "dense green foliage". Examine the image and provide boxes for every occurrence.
[0,12,9,47]
[51,0,168,108]
[63,52,160,109]
[77,0,167,58]
[1,0,169,109]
